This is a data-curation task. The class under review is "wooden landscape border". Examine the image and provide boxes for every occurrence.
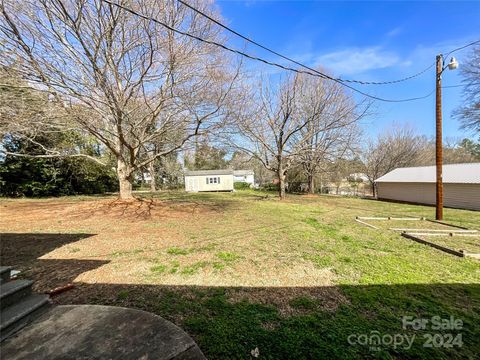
[354,216,423,230]
[401,232,465,257]
[355,216,480,259]
[400,232,480,237]
[354,216,476,233]
[389,228,478,233]
[356,216,424,221]
[401,232,480,259]
[354,217,379,229]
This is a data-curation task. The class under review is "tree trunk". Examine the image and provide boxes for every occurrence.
[149,161,156,192]
[117,158,134,200]
[371,182,377,198]
[307,175,315,194]
[278,170,286,200]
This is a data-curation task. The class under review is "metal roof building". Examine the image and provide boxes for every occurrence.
[375,163,480,211]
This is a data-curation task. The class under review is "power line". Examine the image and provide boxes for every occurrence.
[444,40,480,58]
[0,81,466,97]
[176,0,437,86]
[442,84,464,89]
[101,0,437,103]
[442,82,480,89]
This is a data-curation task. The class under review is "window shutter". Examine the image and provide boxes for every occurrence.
[206,177,208,184]
[218,177,221,184]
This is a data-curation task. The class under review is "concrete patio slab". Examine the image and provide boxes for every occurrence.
[0,305,205,360]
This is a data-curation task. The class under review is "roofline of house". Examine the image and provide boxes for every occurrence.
[184,169,234,176]
[375,180,479,184]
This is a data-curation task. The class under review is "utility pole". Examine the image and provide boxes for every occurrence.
[434,54,458,220]
[435,54,443,220]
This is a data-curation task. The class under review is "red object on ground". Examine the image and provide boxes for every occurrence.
[46,283,75,296]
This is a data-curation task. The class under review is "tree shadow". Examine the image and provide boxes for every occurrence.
[49,282,480,360]
[0,233,108,289]
[0,233,96,265]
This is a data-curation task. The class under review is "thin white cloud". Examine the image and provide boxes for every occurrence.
[243,1,257,7]
[386,27,402,37]
[313,47,400,75]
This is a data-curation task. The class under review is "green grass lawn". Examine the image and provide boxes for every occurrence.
[1,190,479,359]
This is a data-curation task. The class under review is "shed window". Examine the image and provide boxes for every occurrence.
[207,177,221,184]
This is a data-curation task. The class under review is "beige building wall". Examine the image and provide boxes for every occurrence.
[185,174,234,192]
[376,182,480,211]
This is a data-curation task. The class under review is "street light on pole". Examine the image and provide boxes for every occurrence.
[435,55,458,220]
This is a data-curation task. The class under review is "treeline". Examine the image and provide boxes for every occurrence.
[0,134,118,197]
[0,1,478,199]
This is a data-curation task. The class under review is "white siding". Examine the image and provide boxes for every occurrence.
[377,182,480,211]
[444,184,480,211]
[234,174,254,185]
[185,174,234,192]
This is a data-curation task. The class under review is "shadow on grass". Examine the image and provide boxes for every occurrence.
[0,233,96,265]
[51,282,479,360]
[0,233,108,290]
[1,233,479,359]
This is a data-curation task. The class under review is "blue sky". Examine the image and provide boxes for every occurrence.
[216,0,480,140]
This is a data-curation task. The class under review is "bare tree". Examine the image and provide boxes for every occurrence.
[363,125,423,197]
[296,75,367,193]
[0,67,105,163]
[229,151,271,186]
[415,137,478,165]
[454,45,480,133]
[229,74,320,199]
[1,0,241,199]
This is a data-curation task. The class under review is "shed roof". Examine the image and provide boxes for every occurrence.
[184,169,233,176]
[375,163,480,184]
[233,170,254,176]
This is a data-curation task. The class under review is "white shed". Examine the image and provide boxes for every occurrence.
[233,170,255,186]
[375,163,480,211]
[184,170,234,192]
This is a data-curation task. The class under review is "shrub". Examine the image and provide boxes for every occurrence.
[261,183,279,192]
[234,181,251,190]
[0,135,118,197]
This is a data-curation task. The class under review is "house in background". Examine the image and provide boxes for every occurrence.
[184,170,234,192]
[375,163,480,211]
[233,170,255,186]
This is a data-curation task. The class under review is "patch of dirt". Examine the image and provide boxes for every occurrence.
[1,198,225,224]
[70,198,228,221]
[301,194,318,198]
